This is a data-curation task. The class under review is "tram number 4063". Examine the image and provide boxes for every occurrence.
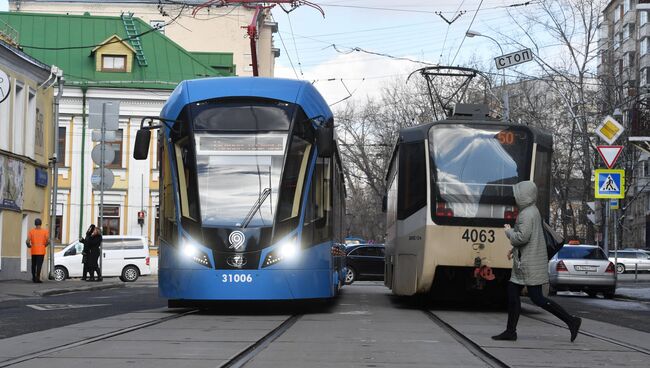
[462,229,495,243]
[222,274,253,283]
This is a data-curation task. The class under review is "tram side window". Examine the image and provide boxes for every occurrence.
[533,146,552,221]
[398,142,426,220]
[304,157,331,243]
[386,150,398,228]
[160,137,178,245]
[332,159,345,243]
[275,109,316,242]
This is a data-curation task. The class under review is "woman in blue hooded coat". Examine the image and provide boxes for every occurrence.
[492,181,582,342]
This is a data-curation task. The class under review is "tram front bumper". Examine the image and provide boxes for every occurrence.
[159,268,335,301]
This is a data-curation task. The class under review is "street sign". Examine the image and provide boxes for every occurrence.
[596,115,624,144]
[594,169,625,199]
[91,143,115,165]
[610,199,620,210]
[596,145,623,168]
[88,99,120,130]
[91,168,115,191]
[494,48,533,69]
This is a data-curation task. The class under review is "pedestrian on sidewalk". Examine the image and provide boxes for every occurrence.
[80,225,93,280]
[79,224,102,281]
[26,218,49,283]
[492,181,582,342]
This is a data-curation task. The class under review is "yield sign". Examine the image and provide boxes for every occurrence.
[596,145,623,168]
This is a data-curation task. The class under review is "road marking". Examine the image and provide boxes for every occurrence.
[26,304,110,311]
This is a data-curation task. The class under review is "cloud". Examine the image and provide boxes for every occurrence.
[275,51,426,106]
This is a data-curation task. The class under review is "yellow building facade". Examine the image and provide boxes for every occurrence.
[0,40,56,280]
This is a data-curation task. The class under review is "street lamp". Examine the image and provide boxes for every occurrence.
[466,30,509,121]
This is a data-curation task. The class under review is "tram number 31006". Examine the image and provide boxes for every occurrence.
[461,229,495,243]
[222,274,254,283]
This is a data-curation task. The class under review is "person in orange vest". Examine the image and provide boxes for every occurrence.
[26,218,50,283]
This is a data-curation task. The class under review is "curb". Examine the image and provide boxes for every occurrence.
[35,282,126,296]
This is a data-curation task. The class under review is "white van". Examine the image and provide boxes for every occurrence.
[54,236,151,282]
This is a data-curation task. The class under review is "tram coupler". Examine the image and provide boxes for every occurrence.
[472,257,495,289]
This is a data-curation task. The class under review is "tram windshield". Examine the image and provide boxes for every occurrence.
[194,133,287,227]
[429,124,532,219]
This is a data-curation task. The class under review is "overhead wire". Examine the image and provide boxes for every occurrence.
[450,0,485,66]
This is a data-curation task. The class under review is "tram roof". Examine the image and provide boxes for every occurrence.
[161,77,333,121]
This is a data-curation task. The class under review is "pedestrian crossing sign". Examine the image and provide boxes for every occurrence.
[594,169,625,199]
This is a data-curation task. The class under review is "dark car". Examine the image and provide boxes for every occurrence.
[344,244,385,284]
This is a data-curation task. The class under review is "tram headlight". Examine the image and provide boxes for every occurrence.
[181,238,212,268]
[263,238,299,267]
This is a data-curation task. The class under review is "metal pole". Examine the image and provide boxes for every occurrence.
[48,75,64,280]
[478,33,508,121]
[99,103,105,277]
[603,200,609,254]
[141,173,144,236]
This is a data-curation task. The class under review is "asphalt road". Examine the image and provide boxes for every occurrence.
[0,278,165,339]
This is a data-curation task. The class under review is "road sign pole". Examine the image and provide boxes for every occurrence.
[603,203,610,254]
[99,103,105,279]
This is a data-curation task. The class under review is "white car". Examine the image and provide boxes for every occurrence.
[608,249,650,274]
[54,236,151,282]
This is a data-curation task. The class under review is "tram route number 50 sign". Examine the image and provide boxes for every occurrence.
[594,169,625,199]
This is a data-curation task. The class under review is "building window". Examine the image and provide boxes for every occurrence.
[101,55,126,72]
[628,52,636,69]
[624,23,635,40]
[615,32,622,49]
[106,129,123,169]
[624,0,631,14]
[642,11,649,26]
[642,38,649,56]
[98,205,120,235]
[54,215,63,243]
[615,5,622,23]
[154,205,160,246]
[642,68,648,86]
[13,82,25,155]
[57,127,66,167]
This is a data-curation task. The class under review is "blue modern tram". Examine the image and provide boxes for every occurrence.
[133,77,347,305]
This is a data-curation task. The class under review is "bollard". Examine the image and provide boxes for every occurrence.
[635,263,638,282]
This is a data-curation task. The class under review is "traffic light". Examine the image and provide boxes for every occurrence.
[137,211,145,226]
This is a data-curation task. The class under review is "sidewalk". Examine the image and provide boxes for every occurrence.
[0,278,125,302]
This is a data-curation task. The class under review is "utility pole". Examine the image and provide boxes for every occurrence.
[48,70,64,280]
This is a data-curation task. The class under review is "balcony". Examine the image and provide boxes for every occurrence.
[641,53,650,70]
[641,22,650,38]
[629,105,650,153]
[620,37,637,54]
[624,9,637,25]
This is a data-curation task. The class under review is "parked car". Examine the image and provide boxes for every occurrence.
[344,244,385,284]
[608,249,650,274]
[54,236,151,282]
[548,245,616,298]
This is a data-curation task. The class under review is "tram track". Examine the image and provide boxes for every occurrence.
[523,314,650,356]
[0,309,197,368]
[219,314,302,368]
[423,310,511,368]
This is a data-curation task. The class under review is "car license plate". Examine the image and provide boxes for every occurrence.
[574,265,597,272]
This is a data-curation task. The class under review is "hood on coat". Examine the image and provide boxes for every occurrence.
[513,181,537,209]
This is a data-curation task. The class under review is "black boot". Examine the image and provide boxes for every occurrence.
[569,317,581,342]
[541,299,581,342]
[491,330,517,341]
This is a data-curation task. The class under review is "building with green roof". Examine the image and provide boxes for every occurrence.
[0,11,234,89]
[0,11,236,246]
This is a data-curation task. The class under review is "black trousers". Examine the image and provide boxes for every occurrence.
[506,282,574,332]
[31,255,44,281]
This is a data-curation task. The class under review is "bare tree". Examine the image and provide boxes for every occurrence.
[502,0,604,241]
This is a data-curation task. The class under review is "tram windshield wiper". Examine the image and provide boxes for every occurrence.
[240,188,272,228]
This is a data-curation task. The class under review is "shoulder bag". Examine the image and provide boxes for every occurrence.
[542,220,564,260]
